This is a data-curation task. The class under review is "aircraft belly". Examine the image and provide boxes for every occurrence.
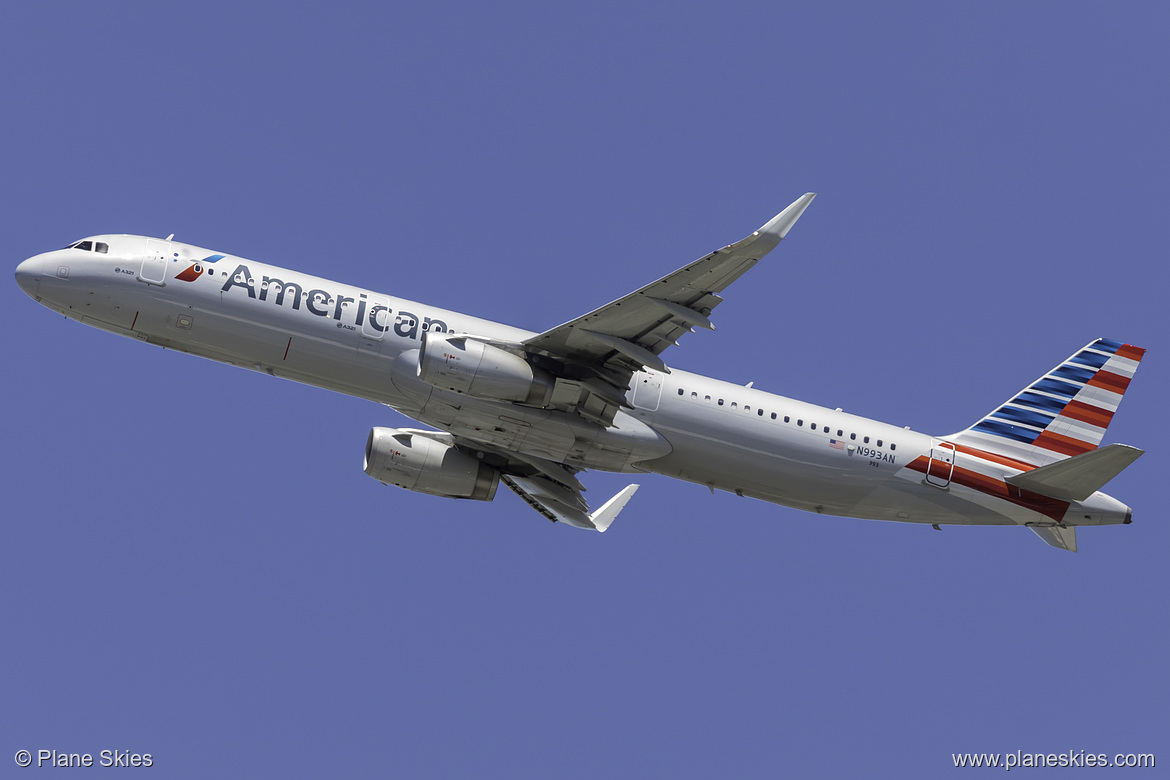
[649,436,1019,524]
[35,277,137,331]
[118,296,667,471]
[130,302,1064,529]
[101,288,410,407]
[425,397,578,461]
[845,483,1017,525]
[411,395,672,470]
[640,407,1029,525]
[78,291,138,331]
[646,426,876,505]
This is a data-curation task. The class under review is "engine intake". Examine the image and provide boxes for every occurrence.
[364,427,499,501]
[416,332,553,406]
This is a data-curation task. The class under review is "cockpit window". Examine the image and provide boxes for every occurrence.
[63,239,108,252]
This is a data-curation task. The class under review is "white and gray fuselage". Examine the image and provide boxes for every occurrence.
[15,234,1131,531]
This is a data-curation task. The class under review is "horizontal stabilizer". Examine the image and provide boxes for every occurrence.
[1007,443,1144,501]
[1029,524,1078,552]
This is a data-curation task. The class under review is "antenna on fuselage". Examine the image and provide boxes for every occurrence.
[165,233,175,241]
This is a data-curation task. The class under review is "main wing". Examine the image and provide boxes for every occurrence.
[522,193,816,425]
[504,475,639,532]
[452,434,639,531]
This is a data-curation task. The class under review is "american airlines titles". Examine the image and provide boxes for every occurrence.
[221,263,448,338]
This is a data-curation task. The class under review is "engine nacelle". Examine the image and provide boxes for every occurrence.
[416,332,553,406]
[364,427,499,501]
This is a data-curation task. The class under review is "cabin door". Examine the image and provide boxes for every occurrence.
[925,440,956,488]
[139,239,170,286]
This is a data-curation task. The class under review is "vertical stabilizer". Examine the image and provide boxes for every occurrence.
[950,338,1145,467]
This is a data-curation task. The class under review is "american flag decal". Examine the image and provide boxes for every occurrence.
[829,439,845,450]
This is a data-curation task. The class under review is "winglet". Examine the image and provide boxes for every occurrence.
[503,476,638,532]
[759,192,816,239]
[591,484,640,532]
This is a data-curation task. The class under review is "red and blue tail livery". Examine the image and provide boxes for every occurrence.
[953,338,1145,467]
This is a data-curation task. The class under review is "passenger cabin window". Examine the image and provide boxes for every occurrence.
[864,436,870,443]
[877,440,883,447]
[797,420,803,426]
[850,433,856,440]
[758,409,764,417]
[718,399,724,406]
[784,416,790,423]
[677,388,684,395]
[890,443,897,451]
[771,413,777,420]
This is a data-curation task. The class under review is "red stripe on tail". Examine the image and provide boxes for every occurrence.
[1086,370,1131,394]
[1116,344,1145,361]
[1060,400,1114,428]
[906,456,1069,523]
[1032,430,1095,456]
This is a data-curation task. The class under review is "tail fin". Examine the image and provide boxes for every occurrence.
[950,338,1145,467]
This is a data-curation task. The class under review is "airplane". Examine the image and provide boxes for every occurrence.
[14,194,1145,551]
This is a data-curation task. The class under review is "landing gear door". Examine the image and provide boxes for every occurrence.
[139,239,170,286]
[925,440,956,488]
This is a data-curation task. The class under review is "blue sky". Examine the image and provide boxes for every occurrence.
[3,3,1166,776]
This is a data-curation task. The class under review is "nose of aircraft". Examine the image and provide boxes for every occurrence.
[15,255,43,299]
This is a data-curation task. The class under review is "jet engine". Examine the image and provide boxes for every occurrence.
[364,427,499,501]
[416,332,553,406]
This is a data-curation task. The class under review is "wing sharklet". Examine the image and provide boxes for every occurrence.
[590,484,639,532]
[503,475,639,531]
[758,192,817,239]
